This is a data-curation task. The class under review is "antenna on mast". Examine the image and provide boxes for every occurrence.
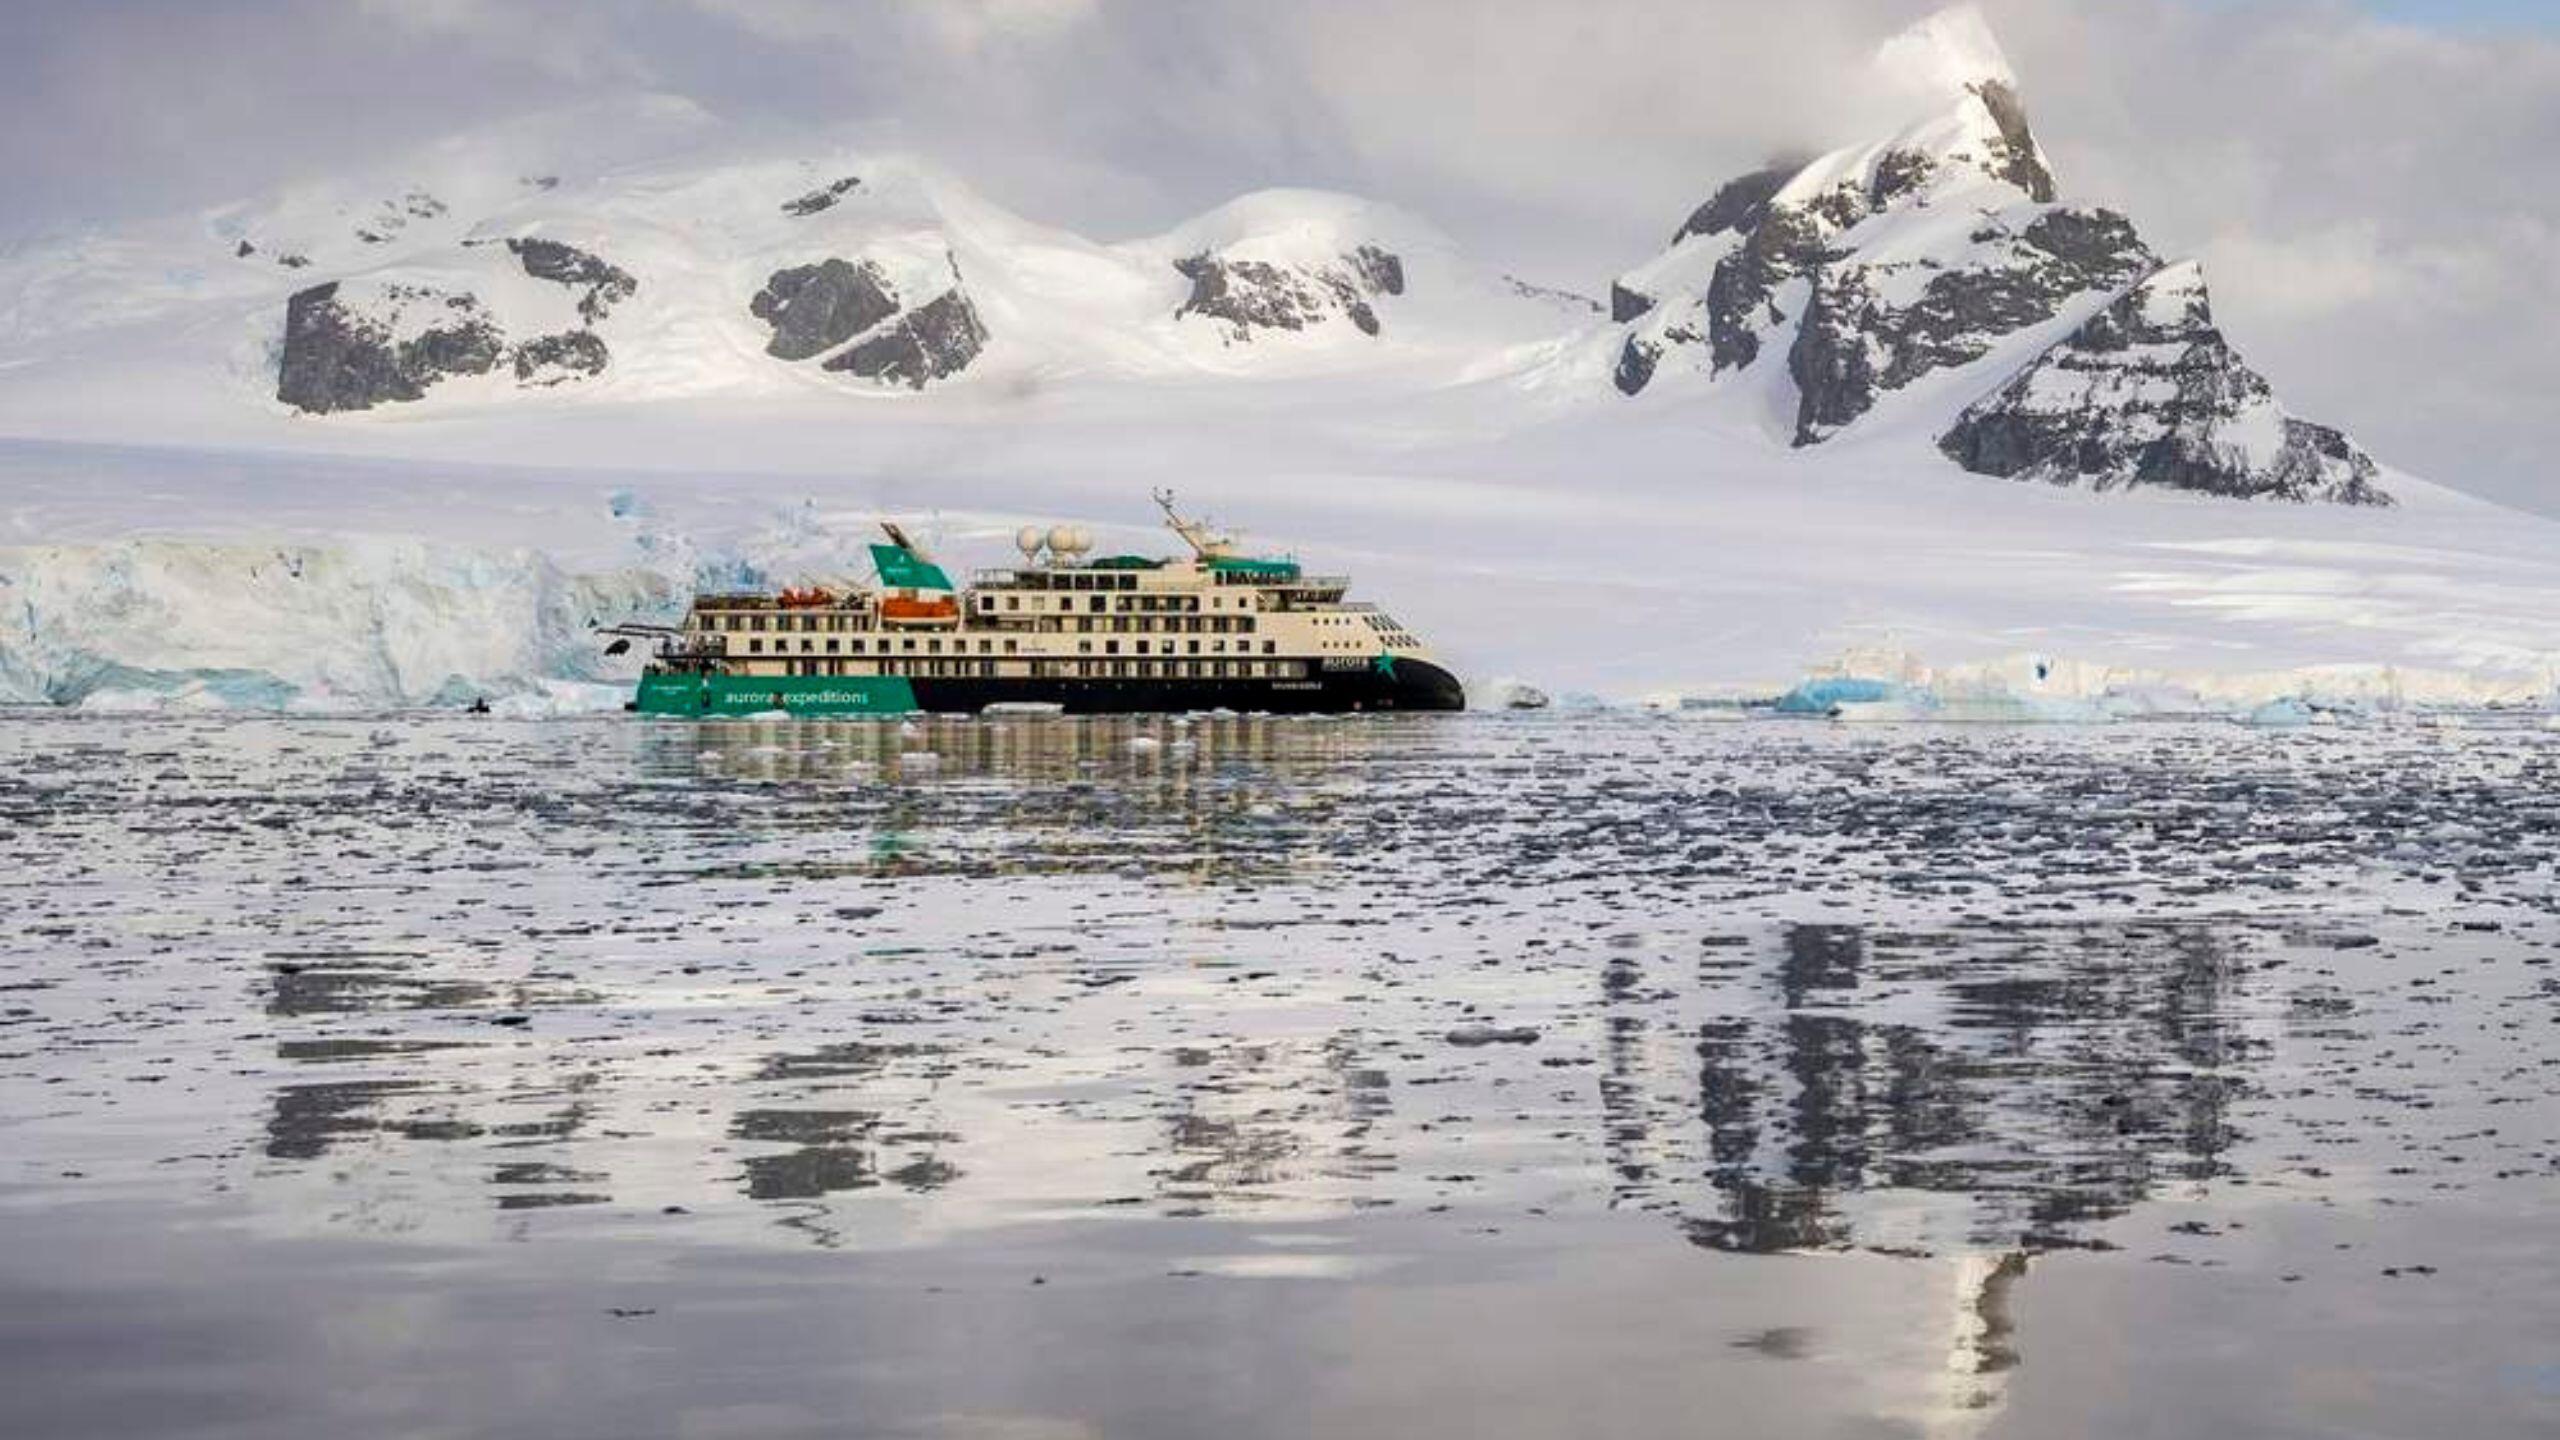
[1154,488,1235,560]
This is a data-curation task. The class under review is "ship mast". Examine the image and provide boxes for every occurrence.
[1154,488,1237,560]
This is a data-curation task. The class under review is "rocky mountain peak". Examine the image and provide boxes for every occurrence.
[1588,5,2382,505]
[1940,261,2392,505]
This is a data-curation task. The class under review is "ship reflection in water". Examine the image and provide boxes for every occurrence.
[4,713,2558,1439]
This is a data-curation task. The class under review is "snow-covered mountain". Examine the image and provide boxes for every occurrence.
[0,7,2554,713]
[0,100,1583,428]
[0,5,2360,507]
[1585,6,2386,505]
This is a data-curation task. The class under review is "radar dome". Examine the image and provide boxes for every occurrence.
[1015,525,1045,557]
[1046,524,1078,555]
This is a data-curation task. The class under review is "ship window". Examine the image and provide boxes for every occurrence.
[1006,596,1019,611]
[903,638,917,652]
[748,639,763,654]
[1003,640,1018,655]
[1187,640,1200,654]
[1104,640,1120,655]
[1078,640,1092,654]
[826,639,840,654]
[1263,641,1277,655]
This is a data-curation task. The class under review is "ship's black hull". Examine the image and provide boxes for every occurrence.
[911,657,1465,715]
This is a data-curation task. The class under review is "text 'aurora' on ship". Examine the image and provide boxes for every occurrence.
[609,492,1466,717]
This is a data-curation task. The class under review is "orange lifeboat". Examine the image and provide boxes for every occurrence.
[777,587,837,609]
[879,594,959,621]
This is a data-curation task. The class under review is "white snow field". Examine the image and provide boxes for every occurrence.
[0,8,2553,714]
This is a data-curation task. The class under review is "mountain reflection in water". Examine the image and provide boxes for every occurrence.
[4,713,2557,1439]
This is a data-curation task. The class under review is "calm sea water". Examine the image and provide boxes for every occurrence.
[3,712,2557,1439]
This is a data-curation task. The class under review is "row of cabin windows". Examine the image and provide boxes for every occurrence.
[749,636,1020,656]
[1080,638,1277,657]
[746,635,1281,657]
[1016,572,1141,592]
[719,614,1261,644]
[776,658,1302,680]
[708,591,1262,633]
[980,592,1243,615]
[960,615,1261,635]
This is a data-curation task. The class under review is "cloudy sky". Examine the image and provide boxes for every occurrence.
[3,0,2556,510]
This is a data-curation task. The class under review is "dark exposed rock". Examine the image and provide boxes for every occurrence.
[2268,419,2390,505]
[399,308,504,379]
[234,240,256,259]
[277,253,310,269]
[1869,148,1937,210]
[1173,246,1405,341]
[824,288,987,388]
[1938,263,2391,505]
[277,284,402,414]
[1969,81,2056,204]
[1350,244,1405,296]
[1702,204,1827,377]
[1787,206,2156,444]
[2019,209,2148,274]
[750,259,899,361]
[782,175,863,217]
[1673,161,1799,245]
[1614,336,1661,397]
[1610,282,1656,324]
[1799,181,1873,232]
[512,330,610,385]
[505,237,637,324]
[275,282,503,414]
[1786,269,1887,439]
[1505,275,1604,314]
[1176,255,1323,335]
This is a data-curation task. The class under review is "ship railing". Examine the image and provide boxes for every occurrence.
[656,635,728,661]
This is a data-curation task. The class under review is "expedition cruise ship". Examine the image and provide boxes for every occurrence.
[616,494,1465,717]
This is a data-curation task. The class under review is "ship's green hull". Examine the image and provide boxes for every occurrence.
[631,656,1465,718]
[634,673,920,717]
